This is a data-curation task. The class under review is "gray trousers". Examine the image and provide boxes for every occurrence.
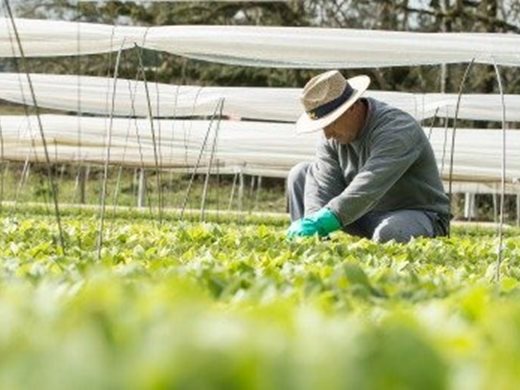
[287,162,443,243]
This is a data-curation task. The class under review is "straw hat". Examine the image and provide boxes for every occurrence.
[296,71,370,134]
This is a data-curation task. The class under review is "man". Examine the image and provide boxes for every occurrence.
[286,70,450,242]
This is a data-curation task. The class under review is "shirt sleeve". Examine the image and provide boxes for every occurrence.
[327,120,424,226]
[303,136,347,216]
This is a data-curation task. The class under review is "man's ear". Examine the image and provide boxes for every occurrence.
[346,102,357,113]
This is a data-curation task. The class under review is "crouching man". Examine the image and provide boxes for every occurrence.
[287,70,449,242]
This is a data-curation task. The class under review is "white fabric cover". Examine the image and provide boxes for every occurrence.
[0,115,518,185]
[78,0,288,2]
[0,73,519,123]
[79,0,288,2]
[0,18,517,191]
[1,18,520,68]
[0,18,139,57]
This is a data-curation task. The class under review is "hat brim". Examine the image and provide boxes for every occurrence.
[295,75,371,134]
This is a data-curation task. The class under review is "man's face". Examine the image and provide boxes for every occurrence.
[323,102,363,144]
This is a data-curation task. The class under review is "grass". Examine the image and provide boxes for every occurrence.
[0,162,287,214]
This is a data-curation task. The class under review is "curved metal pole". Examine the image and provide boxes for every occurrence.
[439,110,450,176]
[3,0,66,255]
[180,99,224,219]
[447,59,475,237]
[135,44,164,224]
[96,40,126,260]
[491,59,507,283]
[427,107,440,141]
[228,171,238,211]
[200,99,224,221]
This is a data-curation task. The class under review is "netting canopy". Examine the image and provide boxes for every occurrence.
[0,16,517,198]
[1,73,519,123]
[1,115,518,187]
[1,18,520,68]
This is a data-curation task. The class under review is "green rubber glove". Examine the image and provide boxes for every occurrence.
[287,218,318,238]
[287,208,341,238]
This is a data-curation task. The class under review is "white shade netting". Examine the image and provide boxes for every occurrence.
[1,74,519,123]
[0,115,313,172]
[0,18,139,57]
[78,0,289,2]
[0,115,518,188]
[1,18,520,68]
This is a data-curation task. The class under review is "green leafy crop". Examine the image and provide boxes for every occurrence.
[0,213,519,389]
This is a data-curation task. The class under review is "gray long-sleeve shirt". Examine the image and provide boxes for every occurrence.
[304,97,450,230]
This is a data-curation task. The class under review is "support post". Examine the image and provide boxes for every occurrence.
[77,165,87,204]
[464,192,476,221]
[238,170,244,213]
[228,171,238,211]
[493,193,499,223]
[138,168,147,208]
[516,192,520,227]
[254,176,262,212]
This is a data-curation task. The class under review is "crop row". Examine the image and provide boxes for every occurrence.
[0,214,519,389]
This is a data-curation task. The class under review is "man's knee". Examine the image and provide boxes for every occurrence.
[372,212,434,243]
[287,162,311,192]
[373,222,412,243]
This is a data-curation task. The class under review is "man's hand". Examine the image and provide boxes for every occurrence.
[286,208,342,238]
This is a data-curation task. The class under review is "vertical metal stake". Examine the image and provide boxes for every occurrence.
[493,193,498,224]
[228,172,238,211]
[254,176,262,212]
[78,166,87,204]
[138,168,147,208]
[238,170,244,214]
[516,192,520,228]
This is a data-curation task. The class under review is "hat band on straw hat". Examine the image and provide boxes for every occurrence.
[306,84,356,120]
